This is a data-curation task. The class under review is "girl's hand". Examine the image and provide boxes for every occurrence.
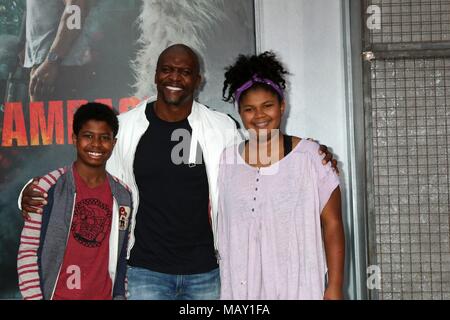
[323,286,344,300]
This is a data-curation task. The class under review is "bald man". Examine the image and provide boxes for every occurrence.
[110,44,237,300]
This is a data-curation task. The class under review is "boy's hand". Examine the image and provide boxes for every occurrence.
[21,178,47,220]
[323,285,344,300]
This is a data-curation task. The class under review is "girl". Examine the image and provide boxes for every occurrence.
[218,52,345,300]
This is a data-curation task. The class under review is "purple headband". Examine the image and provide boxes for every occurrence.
[234,74,284,106]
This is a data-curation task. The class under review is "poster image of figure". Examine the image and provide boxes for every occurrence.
[0,0,255,298]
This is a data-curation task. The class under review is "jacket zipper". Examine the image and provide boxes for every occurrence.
[50,192,76,300]
[110,198,119,297]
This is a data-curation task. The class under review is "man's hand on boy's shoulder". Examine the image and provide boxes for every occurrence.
[21,177,48,220]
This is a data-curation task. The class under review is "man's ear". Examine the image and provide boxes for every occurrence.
[113,137,117,148]
[72,133,77,145]
[195,74,202,90]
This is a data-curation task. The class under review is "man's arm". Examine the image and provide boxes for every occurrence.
[29,0,91,100]
[321,187,345,300]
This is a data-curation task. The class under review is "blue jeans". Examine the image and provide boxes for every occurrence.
[127,266,220,300]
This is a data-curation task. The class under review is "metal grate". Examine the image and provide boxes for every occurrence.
[371,57,450,299]
[368,0,450,43]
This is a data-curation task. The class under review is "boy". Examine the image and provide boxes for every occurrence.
[17,102,132,300]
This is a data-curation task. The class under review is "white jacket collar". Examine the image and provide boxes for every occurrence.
[136,95,202,123]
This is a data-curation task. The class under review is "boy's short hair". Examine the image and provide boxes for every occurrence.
[73,102,119,137]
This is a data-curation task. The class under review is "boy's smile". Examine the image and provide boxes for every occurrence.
[73,120,116,168]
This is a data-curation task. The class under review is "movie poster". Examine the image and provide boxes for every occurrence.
[0,0,255,298]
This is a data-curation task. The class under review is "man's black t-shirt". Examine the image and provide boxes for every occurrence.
[128,103,217,274]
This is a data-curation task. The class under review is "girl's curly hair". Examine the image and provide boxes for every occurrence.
[223,51,289,104]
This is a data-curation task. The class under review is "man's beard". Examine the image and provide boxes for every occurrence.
[160,91,190,107]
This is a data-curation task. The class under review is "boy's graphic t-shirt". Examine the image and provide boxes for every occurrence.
[53,167,113,300]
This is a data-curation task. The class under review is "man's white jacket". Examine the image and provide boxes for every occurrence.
[106,97,241,258]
